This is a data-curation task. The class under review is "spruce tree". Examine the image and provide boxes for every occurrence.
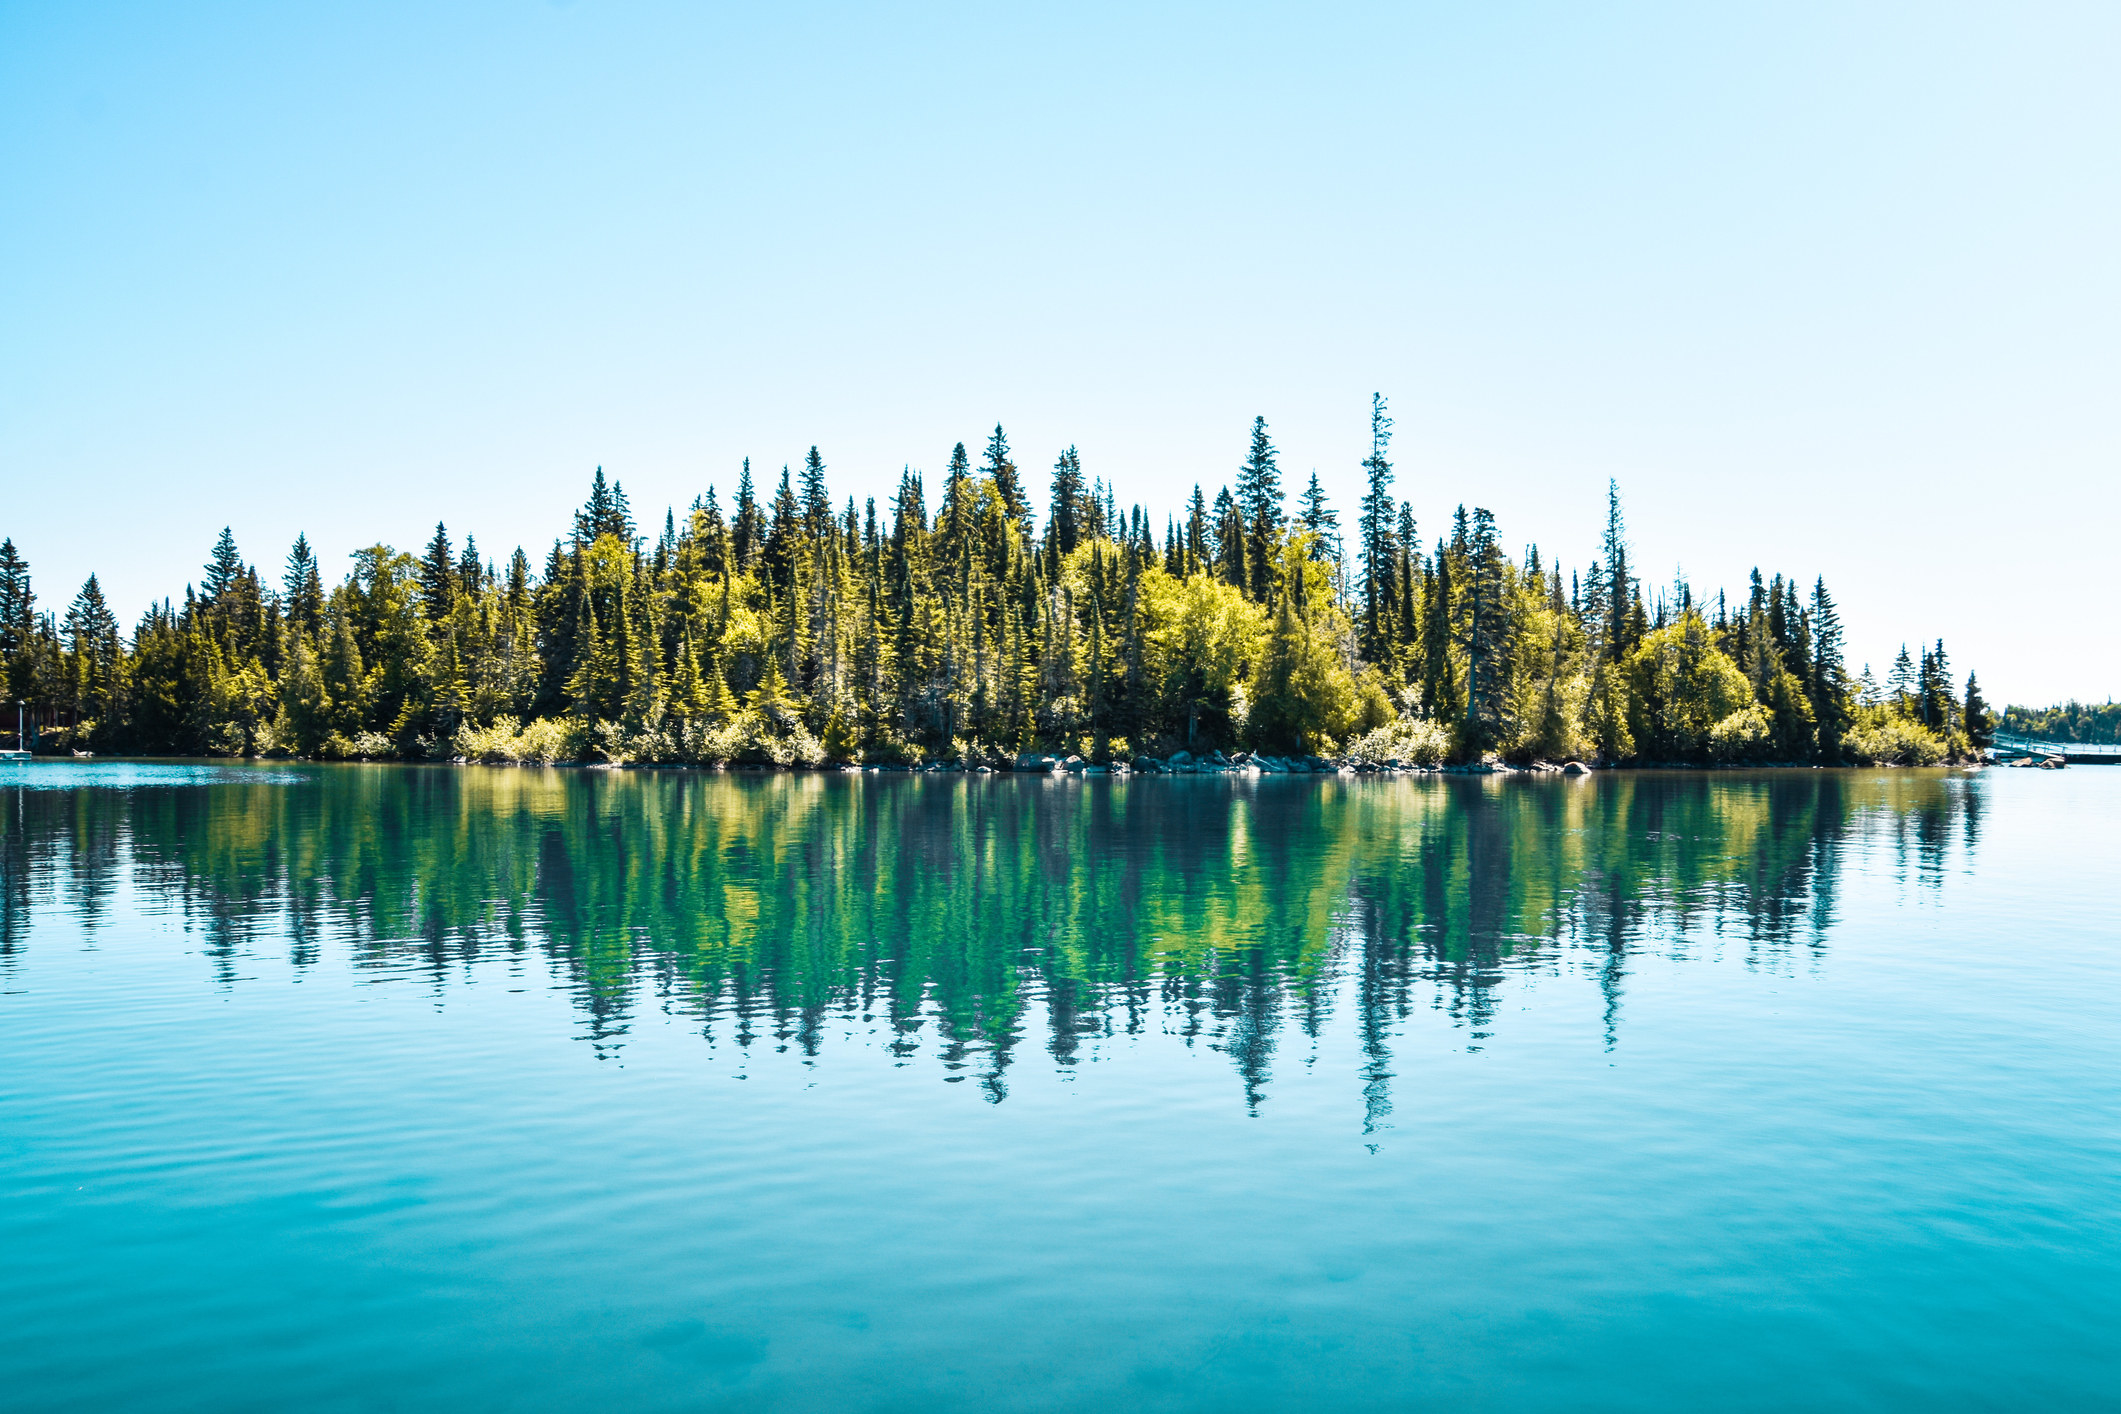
[1212,487,1246,593]
[1236,416,1284,600]
[1889,645,1915,715]
[1358,392,1397,655]
[419,523,456,622]
[457,535,484,598]
[1460,507,1512,756]
[1807,577,1849,761]
[732,459,763,570]
[0,539,31,669]
[283,535,324,631]
[801,446,831,538]
[1963,673,1993,749]
[984,424,1030,532]
[1296,473,1338,561]
[1600,481,1631,658]
[202,528,245,607]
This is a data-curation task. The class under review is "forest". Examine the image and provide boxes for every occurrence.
[1,402,1991,768]
[1999,700,2120,745]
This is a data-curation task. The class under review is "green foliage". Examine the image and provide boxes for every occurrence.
[1845,712,1947,766]
[1343,715,1451,767]
[0,420,1978,767]
[2001,699,2118,744]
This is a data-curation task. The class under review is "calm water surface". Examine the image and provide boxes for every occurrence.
[1,763,2115,1411]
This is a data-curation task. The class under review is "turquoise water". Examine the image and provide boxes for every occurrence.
[1,763,2115,1411]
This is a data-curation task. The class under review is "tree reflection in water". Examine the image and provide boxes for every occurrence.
[1,766,1983,1112]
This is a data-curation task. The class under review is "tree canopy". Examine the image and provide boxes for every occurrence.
[0,409,1983,768]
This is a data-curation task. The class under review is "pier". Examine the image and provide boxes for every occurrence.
[1990,731,2121,765]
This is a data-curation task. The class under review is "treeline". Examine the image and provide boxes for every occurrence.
[2001,700,2120,745]
[1,401,1991,767]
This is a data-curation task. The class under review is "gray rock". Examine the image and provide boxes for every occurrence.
[1561,760,1591,775]
[1131,755,1163,774]
[1169,750,1194,765]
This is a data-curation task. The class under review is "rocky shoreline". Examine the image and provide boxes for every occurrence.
[595,750,1599,777]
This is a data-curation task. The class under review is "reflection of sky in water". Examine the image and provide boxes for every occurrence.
[0,761,315,790]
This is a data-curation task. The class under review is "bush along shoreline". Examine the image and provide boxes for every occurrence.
[4,402,1991,770]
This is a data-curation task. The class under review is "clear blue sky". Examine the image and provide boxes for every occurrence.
[4,1,2115,704]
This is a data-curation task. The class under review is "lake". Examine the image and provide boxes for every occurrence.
[1,762,2115,1411]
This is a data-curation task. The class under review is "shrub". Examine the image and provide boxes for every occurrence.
[452,716,523,763]
[515,717,580,764]
[1344,716,1452,767]
[1708,705,1772,763]
[345,730,394,760]
[1846,716,1945,766]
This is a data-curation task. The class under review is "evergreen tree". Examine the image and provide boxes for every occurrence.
[1236,416,1284,601]
[984,424,1030,532]
[1459,507,1512,756]
[1963,673,1993,749]
[1888,644,1916,715]
[575,467,635,544]
[1212,487,1247,594]
[283,534,324,631]
[0,538,35,665]
[1296,473,1339,561]
[732,459,763,570]
[1046,445,1085,558]
[202,528,245,606]
[801,446,832,538]
[1357,392,1396,655]
[419,523,456,622]
[1185,485,1210,573]
[1600,481,1631,658]
[1808,577,1850,761]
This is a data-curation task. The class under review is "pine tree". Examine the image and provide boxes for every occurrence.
[0,538,32,662]
[1963,673,1993,749]
[1358,392,1397,655]
[283,535,324,630]
[763,466,802,597]
[1212,487,1246,594]
[732,459,763,570]
[1600,481,1631,658]
[1236,416,1284,601]
[1185,485,1210,573]
[419,523,456,622]
[1889,644,1915,716]
[985,424,1030,532]
[1296,473,1338,561]
[1807,577,1849,761]
[801,446,832,538]
[202,528,245,606]
[575,467,635,543]
[457,535,485,598]
[1460,507,1512,756]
